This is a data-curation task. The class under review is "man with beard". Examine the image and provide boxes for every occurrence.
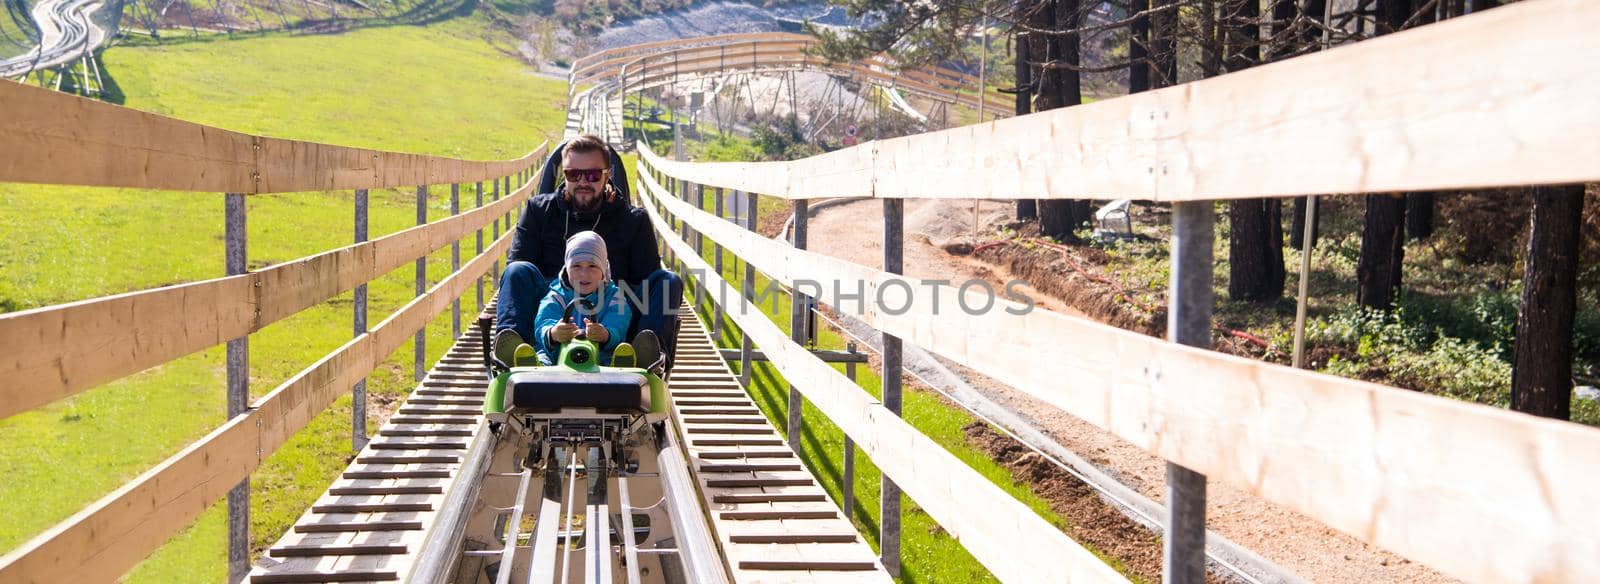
[493,134,683,368]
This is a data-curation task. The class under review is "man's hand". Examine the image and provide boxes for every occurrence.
[585,323,609,345]
[551,322,578,343]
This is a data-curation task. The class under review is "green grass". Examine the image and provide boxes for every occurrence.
[0,8,564,581]
[0,1,38,60]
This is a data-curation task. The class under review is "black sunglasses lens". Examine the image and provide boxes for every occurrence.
[565,169,604,183]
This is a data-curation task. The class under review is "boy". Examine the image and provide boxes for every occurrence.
[531,231,632,365]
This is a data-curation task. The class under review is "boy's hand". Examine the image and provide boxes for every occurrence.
[552,322,578,343]
[585,323,609,345]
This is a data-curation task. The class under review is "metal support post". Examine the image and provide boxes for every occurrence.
[786,199,809,447]
[712,187,725,342]
[415,185,427,382]
[880,198,904,577]
[353,189,369,452]
[843,341,857,521]
[492,177,501,282]
[740,191,757,387]
[694,184,705,256]
[475,181,484,311]
[1292,196,1318,369]
[224,192,250,584]
[1164,201,1213,584]
[451,184,461,339]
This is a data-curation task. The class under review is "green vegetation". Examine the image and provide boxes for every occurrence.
[0,9,565,582]
[0,0,38,60]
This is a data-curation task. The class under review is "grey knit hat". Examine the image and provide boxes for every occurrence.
[563,231,611,282]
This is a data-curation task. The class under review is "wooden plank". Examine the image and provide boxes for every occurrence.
[387,416,477,426]
[719,510,837,521]
[698,463,805,473]
[270,544,409,557]
[695,449,796,459]
[729,533,860,544]
[250,569,399,583]
[342,469,453,480]
[295,521,425,533]
[645,158,1600,582]
[311,502,434,514]
[712,492,828,504]
[0,78,545,193]
[643,186,1130,583]
[366,441,469,450]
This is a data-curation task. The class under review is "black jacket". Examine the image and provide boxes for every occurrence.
[506,188,660,285]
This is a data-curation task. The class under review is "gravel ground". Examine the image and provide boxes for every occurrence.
[594,1,862,51]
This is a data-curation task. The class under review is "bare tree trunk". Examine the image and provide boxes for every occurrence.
[1290,196,1321,249]
[1223,0,1282,301]
[1016,20,1037,220]
[1035,0,1084,242]
[1357,194,1407,311]
[1407,192,1435,239]
[1511,185,1584,420]
[1356,0,1417,310]
[1150,0,1178,86]
[1129,0,1150,93]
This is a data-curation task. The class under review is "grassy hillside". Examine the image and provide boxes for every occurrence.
[0,0,38,60]
[0,12,566,582]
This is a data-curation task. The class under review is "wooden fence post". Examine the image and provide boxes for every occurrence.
[492,177,501,283]
[880,197,904,577]
[713,186,725,342]
[224,192,249,584]
[787,198,809,447]
[740,190,757,387]
[352,189,369,452]
[1165,201,1213,584]
[415,185,427,382]
[451,184,461,339]
[843,341,857,521]
[475,181,484,311]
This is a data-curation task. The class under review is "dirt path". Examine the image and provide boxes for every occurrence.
[806,198,1452,584]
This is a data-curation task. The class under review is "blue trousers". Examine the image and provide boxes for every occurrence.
[496,261,682,355]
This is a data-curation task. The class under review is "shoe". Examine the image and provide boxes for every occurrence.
[631,330,665,374]
[493,329,525,369]
[513,343,538,367]
[612,343,636,368]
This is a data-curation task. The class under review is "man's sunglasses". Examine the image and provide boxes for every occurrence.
[563,168,608,183]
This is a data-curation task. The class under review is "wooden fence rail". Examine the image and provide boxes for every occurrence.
[570,32,1010,113]
[638,0,1600,201]
[0,171,540,421]
[0,80,542,193]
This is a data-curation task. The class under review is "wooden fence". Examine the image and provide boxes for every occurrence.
[618,0,1600,582]
[0,78,547,583]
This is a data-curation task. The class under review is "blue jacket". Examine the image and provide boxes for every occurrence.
[534,279,633,365]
